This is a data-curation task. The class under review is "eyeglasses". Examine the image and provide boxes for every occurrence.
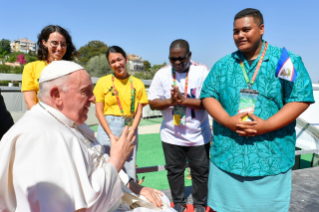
[169,53,189,63]
[48,41,68,49]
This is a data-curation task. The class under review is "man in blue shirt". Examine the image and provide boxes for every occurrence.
[200,8,314,212]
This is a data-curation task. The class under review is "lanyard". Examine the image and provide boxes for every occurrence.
[172,69,189,98]
[112,74,135,115]
[239,42,268,89]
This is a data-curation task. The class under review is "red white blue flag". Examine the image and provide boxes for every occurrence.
[275,48,297,82]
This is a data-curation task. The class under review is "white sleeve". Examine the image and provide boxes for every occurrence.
[148,70,166,101]
[196,68,209,98]
[102,154,130,185]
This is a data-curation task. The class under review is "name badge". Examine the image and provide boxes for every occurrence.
[238,89,259,122]
[173,105,186,125]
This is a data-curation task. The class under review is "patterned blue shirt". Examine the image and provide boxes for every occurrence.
[200,41,315,177]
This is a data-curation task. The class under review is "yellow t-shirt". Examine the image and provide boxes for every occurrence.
[21,60,48,103]
[94,75,148,116]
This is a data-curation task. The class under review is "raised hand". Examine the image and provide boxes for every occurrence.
[108,126,135,172]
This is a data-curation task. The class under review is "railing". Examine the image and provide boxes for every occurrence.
[0,73,153,86]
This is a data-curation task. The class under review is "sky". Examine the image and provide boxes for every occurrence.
[1,0,319,82]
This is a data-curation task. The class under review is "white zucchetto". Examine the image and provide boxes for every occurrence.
[39,60,84,83]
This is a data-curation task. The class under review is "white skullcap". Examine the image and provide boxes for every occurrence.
[39,60,84,83]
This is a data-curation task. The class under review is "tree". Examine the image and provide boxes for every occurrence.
[17,54,27,64]
[85,54,112,77]
[8,55,16,62]
[0,65,11,73]
[0,39,11,55]
[78,41,108,65]
[133,62,166,80]
[143,60,151,71]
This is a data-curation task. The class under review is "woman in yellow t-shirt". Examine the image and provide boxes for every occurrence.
[21,25,78,109]
[94,46,148,180]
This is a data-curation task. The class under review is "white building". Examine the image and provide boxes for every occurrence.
[127,54,144,72]
[11,38,36,54]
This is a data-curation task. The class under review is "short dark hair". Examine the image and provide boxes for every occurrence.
[37,25,78,61]
[234,8,264,26]
[169,39,190,53]
[106,46,126,62]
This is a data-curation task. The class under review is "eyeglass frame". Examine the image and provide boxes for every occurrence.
[48,40,68,49]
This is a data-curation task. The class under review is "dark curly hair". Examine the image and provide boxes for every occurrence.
[37,25,78,61]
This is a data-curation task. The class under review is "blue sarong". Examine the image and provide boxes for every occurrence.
[208,161,291,212]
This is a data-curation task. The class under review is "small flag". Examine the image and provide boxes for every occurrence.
[275,48,297,82]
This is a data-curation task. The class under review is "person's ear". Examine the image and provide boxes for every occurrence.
[188,51,192,61]
[50,87,62,106]
[259,24,265,36]
[42,39,47,47]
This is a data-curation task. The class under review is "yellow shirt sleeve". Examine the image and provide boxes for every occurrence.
[21,62,36,91]
[134,77,148,106]
[21,61,47,93]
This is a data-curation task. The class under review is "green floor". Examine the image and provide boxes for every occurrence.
[136,133,192,190]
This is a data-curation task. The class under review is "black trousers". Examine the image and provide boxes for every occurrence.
[162,141,210,207]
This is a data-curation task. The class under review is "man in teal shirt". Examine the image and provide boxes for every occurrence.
[200,8,314,212]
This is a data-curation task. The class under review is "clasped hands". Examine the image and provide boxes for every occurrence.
[169,85,185,106]
[227,112,270,137]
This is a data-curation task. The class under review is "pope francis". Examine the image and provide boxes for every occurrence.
[0,61,174,212]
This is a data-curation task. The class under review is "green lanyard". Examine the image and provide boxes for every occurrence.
[239,42,268,89]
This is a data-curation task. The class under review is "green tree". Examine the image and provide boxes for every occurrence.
[85,54,112,77]
[133,62,166,80]
[13,66,23,74]
[8,55,16,62]
[143,60,151,71]
[0,65,12,73]
[78,41,108,65]
[0,39,11,55]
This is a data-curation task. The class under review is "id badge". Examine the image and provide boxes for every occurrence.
[124,115,134,127]
[238,89,259,122]
[173,105,186,126]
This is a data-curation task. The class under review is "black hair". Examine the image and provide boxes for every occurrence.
[106,46,127,62]
[234,8,264,26]
[37,25,78,61]
[169,39,190,53]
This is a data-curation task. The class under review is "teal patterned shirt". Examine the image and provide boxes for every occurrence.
[200,41,315,177]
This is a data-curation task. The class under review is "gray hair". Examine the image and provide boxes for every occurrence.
[38,75,70,103]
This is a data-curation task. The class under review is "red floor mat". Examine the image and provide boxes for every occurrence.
[170,203,216,212]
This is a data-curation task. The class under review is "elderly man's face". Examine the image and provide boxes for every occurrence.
[61,70,95,125]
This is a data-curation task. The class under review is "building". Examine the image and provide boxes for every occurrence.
[4,62,21,67]
[127,54,144,73]
[11,38,36,54]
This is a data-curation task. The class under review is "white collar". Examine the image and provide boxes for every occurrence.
[38,101,76,128]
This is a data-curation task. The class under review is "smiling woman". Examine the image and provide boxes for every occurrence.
[21,25,78,110]
[94,46,149,181]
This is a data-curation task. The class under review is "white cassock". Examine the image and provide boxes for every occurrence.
[0,103,174,212]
